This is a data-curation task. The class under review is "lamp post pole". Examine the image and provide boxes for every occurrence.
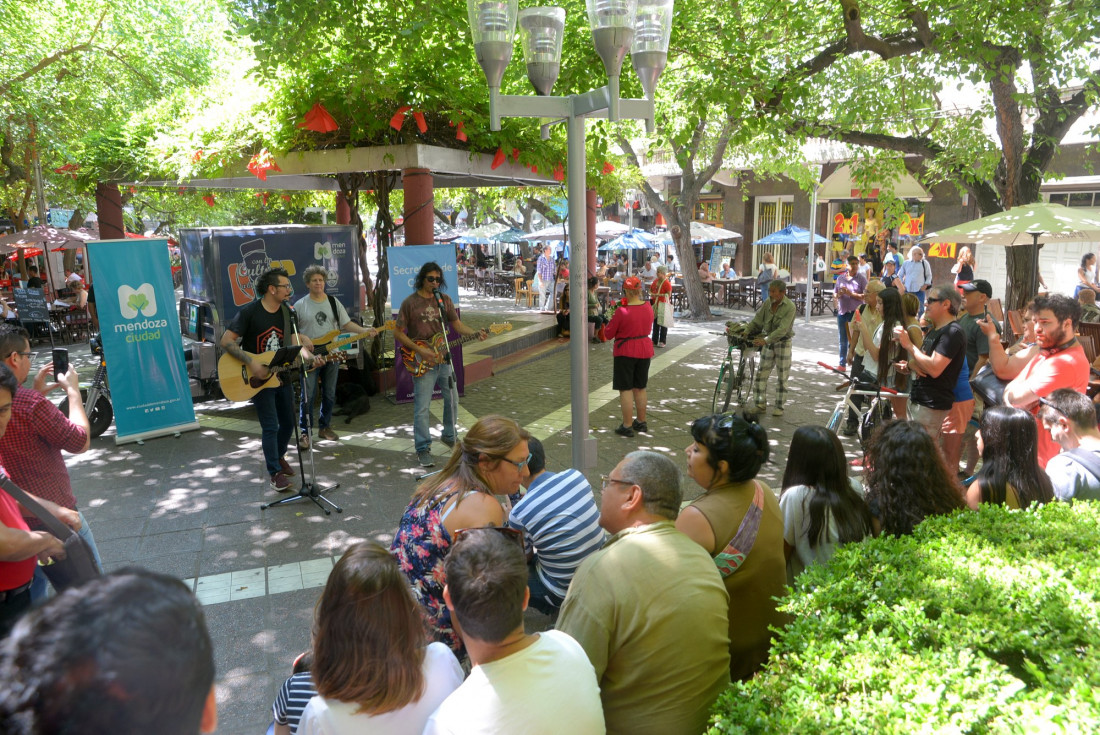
[469,0,673,470]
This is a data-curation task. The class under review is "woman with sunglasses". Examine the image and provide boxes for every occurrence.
[298,542,463,735]
[965,405,1054,510]
[676,413,787,681]
[391,415,531,655]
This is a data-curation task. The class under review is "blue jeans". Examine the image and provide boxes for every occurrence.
[300,360,338,433]
[527,559,563,616]
[253,382,295,476]
[837,311,854,366]
[413,363,458,453]
[30,511,103,604]
[915,289,927,318]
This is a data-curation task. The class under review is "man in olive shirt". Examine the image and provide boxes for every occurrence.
[557,451,730,735]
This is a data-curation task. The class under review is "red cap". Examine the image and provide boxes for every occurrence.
[623,276,642,290]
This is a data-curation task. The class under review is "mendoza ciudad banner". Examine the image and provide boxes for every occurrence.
[88,239,199,444]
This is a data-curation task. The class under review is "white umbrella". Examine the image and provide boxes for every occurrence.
[594,220,630,239]
[656,221,741,245]
[522,223,568,242]
[0,225,95,288]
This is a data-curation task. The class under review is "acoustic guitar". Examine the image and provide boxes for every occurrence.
[219,322,396,402]
[400,323,512,378]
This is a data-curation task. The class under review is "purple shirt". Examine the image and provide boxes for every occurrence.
[834,272,867,315]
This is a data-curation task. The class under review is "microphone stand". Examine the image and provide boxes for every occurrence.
[262,303,343,516]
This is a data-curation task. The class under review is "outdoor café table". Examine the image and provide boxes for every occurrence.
[711,278,737,307]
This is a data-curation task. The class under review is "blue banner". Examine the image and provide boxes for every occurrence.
[387,245,463,404]
[87,239,199,444]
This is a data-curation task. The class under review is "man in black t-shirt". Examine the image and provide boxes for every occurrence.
[896,284,966,442]
[220,267,313,492]
[24,266,43,289]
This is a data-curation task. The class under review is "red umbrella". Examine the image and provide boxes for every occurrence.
[8,248,43,260]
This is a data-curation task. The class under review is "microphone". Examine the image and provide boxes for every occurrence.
[432,288,445,308]
[287,304,298,323]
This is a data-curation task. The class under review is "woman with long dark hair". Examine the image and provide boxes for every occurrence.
[676,412,787,681]
[864,420,966,536]
[966,406,1054,510]
[779,426,873,582]
[298,542,463,734]
[1076,252,1100,297]
[391,415,531,653]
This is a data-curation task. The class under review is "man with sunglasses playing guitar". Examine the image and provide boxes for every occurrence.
[395,263,485,468]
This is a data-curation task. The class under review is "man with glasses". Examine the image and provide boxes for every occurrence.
[220,267,314,492]
[558,450,731,735]
[424,527,603,734]
[0,324,99,605]
[896,284,966,441]
[979,293,1089,467]
[394,262,485,467]
[1038,389,1100,501]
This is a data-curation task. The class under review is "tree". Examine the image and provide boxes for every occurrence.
[697,0,1100,310]
[0,0,224,231]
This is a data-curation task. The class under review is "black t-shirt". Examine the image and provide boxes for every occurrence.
[911,321,966,410]
[26,277,43,288]
[226,300,288,355]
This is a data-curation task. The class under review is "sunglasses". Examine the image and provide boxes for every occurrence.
[425,276,442,283]
[452,526,524,549]
[1038,397,1065,416]
[926,298,943,304]
[493,452,532,470]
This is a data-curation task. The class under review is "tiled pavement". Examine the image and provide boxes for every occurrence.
[51,290,853,733]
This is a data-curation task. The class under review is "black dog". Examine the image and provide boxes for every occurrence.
[332,383,370,424]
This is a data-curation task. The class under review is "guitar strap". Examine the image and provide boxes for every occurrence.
[327,295,340,327]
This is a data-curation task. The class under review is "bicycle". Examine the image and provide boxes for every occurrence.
[711,324,760,413]
[818,361,907,449]
[58,333,113,438]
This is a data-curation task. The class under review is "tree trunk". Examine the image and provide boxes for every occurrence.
[369,171,397,361]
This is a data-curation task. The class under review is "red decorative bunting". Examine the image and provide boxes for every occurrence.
[192,149,204,163]
[178,187,186,195]
[128,186,136,194]
[512,148,520,162]
[602,161,615,174]
[455,121,467,142]
[553,163,564,182]
[390,105,412,131]
[491,147,506,170]
[203,195,216,207]
[281,195,292,202]
[247,149,282,182]
[53,163,80,179]
[297,102,339,133]
[412,112,428,134]
[255,192,270,206]
[530,164,538,174]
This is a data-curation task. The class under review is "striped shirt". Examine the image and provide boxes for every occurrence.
[273,671,316,733]
[508,469,605,600]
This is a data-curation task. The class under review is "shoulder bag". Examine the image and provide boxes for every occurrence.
[969,364,1010,407]
[0,474,101,591]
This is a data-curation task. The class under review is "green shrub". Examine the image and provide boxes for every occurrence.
[708,502,1100,734]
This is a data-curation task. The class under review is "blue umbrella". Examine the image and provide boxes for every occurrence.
[752,225,829,246]
[598,230,655,251]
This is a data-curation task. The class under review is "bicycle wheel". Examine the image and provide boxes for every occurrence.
[712,361,733,413]
[735,352,756,405]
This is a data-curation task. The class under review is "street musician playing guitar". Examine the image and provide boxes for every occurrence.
[294,265,378,449]
[219,267,314,493]
[394,262,485,468]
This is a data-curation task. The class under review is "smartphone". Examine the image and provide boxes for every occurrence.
[984,306,991,320]
[53,348,69,381]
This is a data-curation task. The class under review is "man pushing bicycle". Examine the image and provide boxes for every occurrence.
[746,280,796,417]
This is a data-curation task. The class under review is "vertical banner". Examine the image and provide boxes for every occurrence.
[87,239,199,444]
[387,245,463,404]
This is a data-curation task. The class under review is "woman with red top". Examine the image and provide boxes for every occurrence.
[650,265,673,347]
[606,276,655,437]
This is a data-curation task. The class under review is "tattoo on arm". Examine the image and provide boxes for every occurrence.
[224,343,251,364]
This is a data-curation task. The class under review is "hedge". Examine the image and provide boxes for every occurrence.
[708,502,1100,734]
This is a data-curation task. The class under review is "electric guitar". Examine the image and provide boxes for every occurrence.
[400,323,512,378]
[218,322,396,402]
[311,321,396,356]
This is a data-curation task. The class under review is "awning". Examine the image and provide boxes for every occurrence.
[817,164,931,202]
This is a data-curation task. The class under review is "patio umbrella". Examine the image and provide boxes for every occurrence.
[656,222,741,245]
[753,225,829,245]
[0,225,95,288]
[597,230,655,251]
[921,202,1100,299]
[594,220,630,240]
[522,223,568,242]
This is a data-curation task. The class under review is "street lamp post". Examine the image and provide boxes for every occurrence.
[468,0,674,470]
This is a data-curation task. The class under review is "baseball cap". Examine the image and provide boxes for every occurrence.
[961,279,992,298]
[623,276,642,290]
[865,279,886,295]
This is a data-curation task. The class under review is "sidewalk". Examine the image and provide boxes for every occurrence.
[57,290,848,734]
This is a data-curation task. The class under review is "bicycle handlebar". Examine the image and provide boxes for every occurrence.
[816,361,900,395]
